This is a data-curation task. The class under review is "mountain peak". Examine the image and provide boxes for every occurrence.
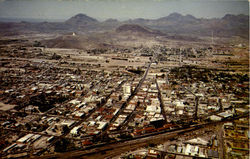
[74,13,87,17]
[168,12,183,18]
[157,12,198,23]
[65,13,98,25]
[157,12,183,21]
[185,14,196,20]
[116,24,162,36]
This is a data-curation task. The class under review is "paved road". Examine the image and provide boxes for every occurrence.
[107,61,152,130]
[155,79,167,121]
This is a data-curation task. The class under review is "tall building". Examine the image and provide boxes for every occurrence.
[123,84,131,97]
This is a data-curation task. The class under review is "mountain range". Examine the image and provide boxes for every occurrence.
[0,13,248,39]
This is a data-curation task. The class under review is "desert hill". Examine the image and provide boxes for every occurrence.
[0,12,248,39]
[65,13,99,26]
[116,24,163,36]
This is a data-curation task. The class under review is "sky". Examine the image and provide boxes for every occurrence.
[0,0,248,21]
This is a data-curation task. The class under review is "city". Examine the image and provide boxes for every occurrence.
[0,0,249,159]
[0,41,248,158]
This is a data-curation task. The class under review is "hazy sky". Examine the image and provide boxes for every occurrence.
[0,0,248,21]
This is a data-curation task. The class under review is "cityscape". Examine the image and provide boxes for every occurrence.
[0,0,249,159]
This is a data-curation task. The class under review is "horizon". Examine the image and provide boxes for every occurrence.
[0,0,249,22]
[0,12,248,23]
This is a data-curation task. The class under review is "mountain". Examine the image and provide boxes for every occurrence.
[158,13,196,21]
[0,13,248,39]
[222,14,249,23]
[116,24,162,36]
[125,13,248,38]
[65,13,98,25]
[126,13,199,26]
[38,13,248,49]
[158,12,183,21]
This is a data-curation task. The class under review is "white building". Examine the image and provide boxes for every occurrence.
[123,84,131,97]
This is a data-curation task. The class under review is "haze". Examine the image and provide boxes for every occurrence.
[0,0,249,21]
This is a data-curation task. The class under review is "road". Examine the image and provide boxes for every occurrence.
[33,112,248,159]
[107,61,152,130]
[31,61,154,159]
[35,126,196,159]
[155,79,167,121]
